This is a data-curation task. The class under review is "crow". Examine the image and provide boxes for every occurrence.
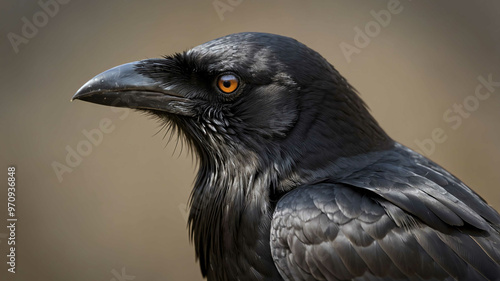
[72,32,500,281]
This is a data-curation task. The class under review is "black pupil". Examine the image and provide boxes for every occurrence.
[222,80,232,88]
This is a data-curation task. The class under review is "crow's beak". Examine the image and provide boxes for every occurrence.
[72,61,193,116]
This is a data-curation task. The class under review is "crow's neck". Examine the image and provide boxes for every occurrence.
[188,146,281,280]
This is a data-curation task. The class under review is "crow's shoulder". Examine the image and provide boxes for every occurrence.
[270,144,500,280]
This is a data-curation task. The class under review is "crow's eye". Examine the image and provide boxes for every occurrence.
[217,74,239,94]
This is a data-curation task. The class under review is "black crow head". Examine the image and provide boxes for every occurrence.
[73,33,394,277]
[73,32,391,185]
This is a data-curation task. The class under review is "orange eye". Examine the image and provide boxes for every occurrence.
[217,74,239,94]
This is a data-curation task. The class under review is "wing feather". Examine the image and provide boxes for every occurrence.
[271,183,500,281]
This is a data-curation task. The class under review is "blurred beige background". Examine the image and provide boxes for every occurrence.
[1,0,499,280]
